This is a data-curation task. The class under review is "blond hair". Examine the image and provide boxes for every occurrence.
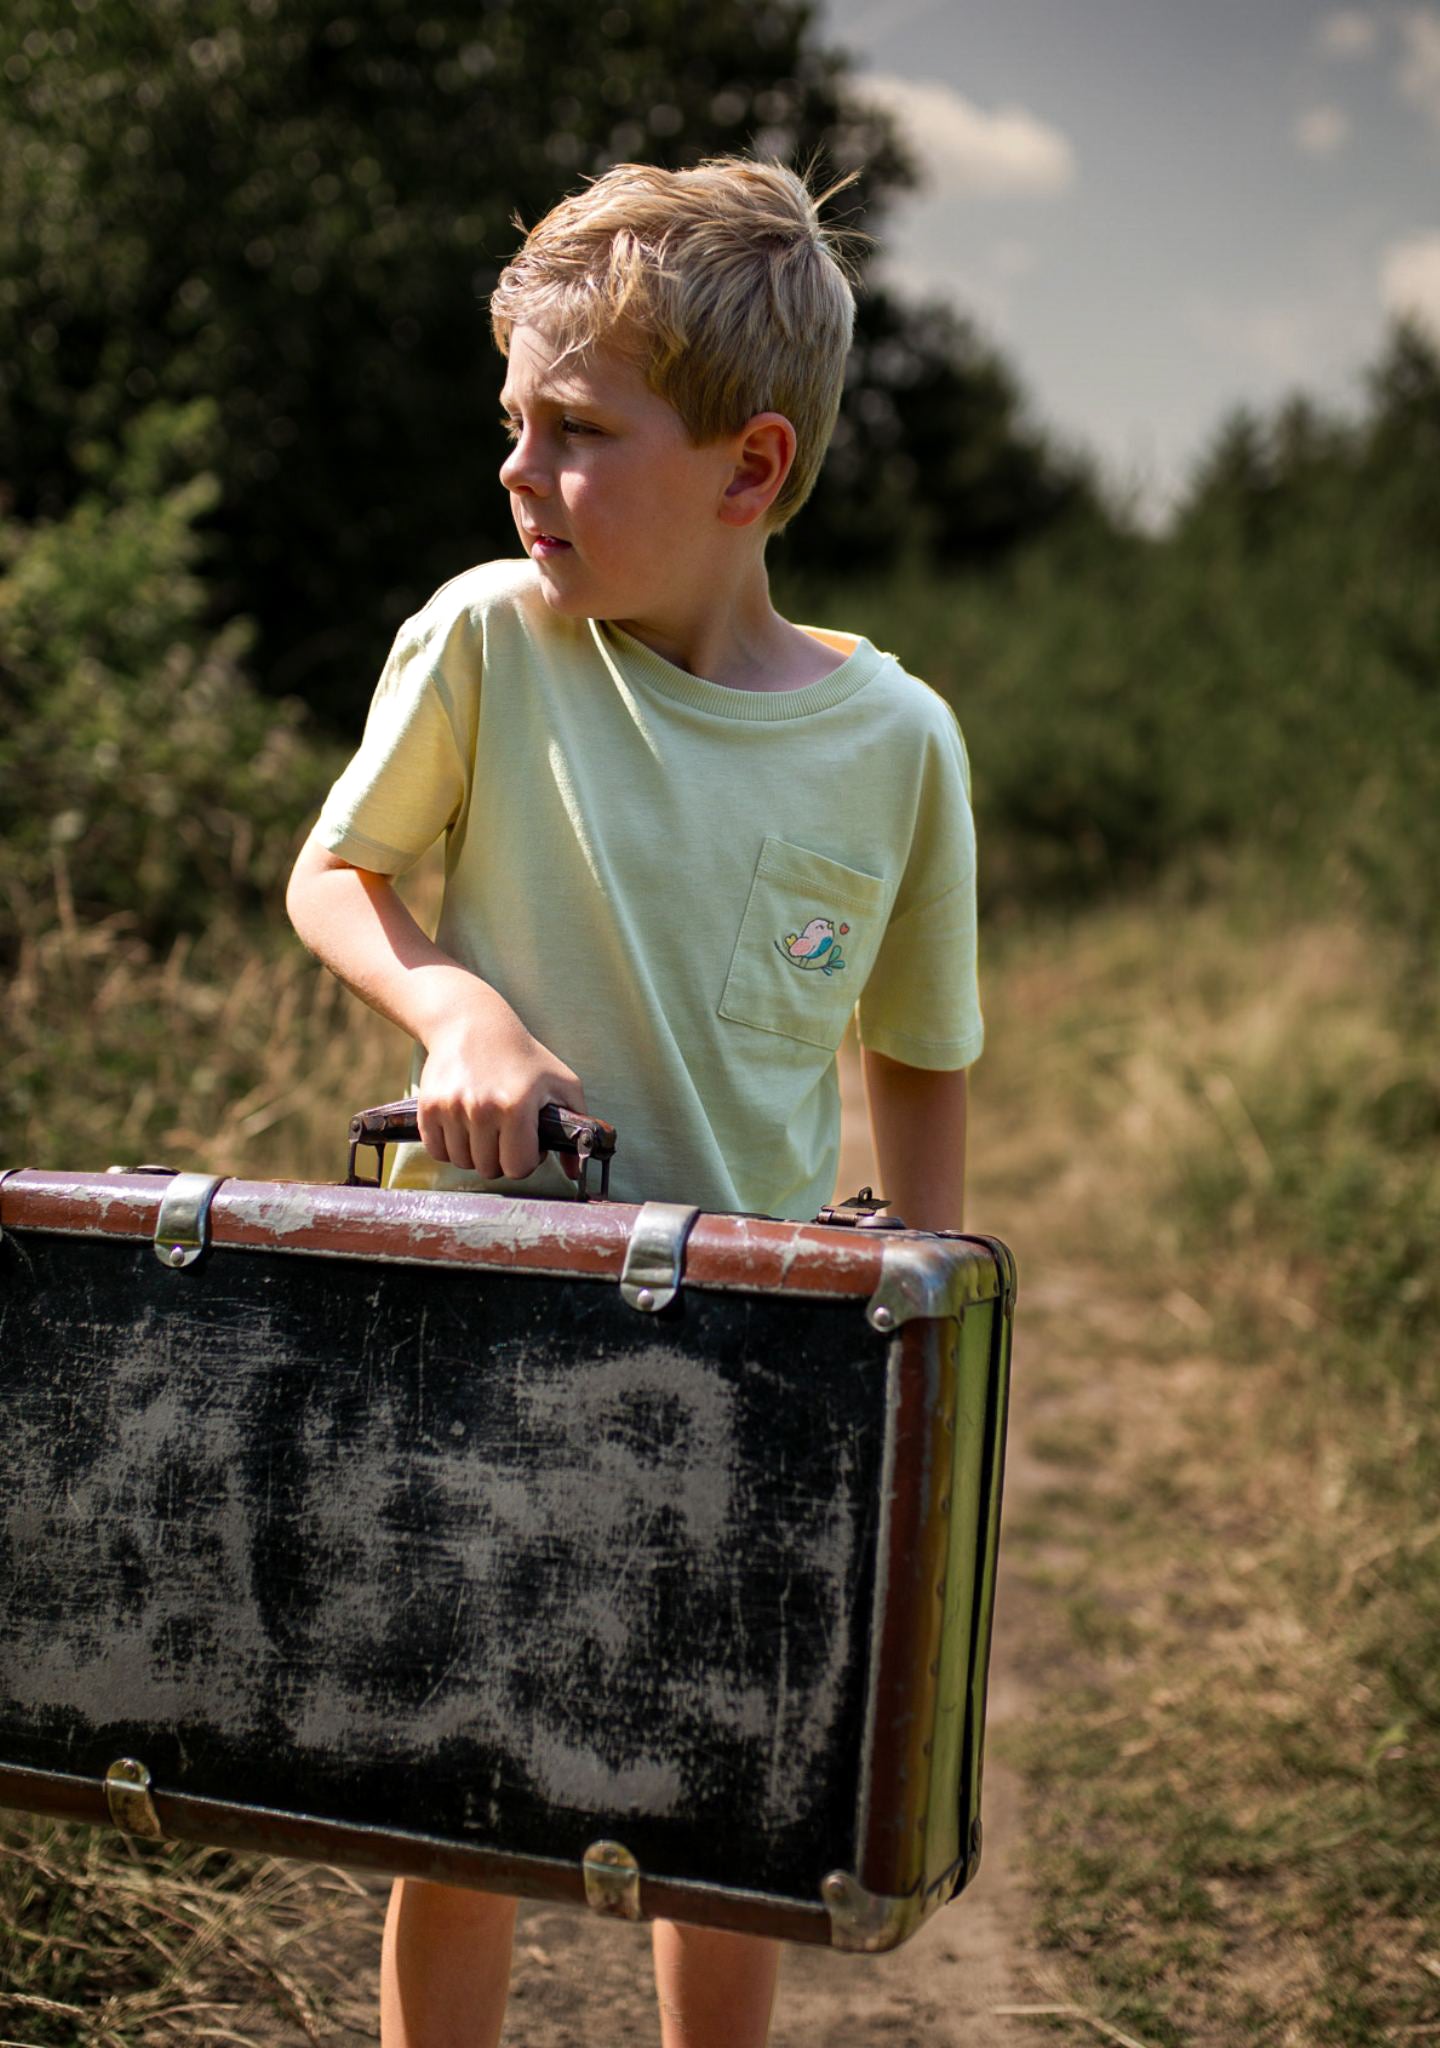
[489,157,859,528]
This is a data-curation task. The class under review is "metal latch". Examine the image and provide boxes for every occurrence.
[152,1172,226,1269]
[620,1202,700,1312]
[815,1186,907,1230]
[583,1839,641,1919]
[106,1758,164,1839]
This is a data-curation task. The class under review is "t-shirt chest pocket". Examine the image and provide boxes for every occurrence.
[718,835,890,1052]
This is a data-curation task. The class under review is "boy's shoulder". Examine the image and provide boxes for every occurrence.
[405,555,551,637]
[799,619,970,750]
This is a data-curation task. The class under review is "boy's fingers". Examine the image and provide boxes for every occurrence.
[419,1101,500,1177]
[496,1115,543,1182]
[416,1100,452,1166]
[437,1110,476,1173]
[419,1065,585,1181]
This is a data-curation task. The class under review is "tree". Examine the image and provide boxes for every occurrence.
[1362,319,1440,551]
[2,0,1100,724]
[805,287,1099,574]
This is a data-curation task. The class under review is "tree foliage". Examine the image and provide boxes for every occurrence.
[1,0,1097,723]
[0,400,334,950]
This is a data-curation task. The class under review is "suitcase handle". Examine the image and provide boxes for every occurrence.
[345,1098,617,1200]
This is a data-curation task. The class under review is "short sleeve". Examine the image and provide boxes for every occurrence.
[315,593,478,875]
[855,709,984,1070]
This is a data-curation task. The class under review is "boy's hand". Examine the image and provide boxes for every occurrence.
[416,985,587,1181]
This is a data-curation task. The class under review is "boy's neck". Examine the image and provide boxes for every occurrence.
[610,557,848,695]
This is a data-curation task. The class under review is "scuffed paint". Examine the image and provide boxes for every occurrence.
[277,1337,860,1826]
[221,1185,587,1260]
[0,1244,874,1857]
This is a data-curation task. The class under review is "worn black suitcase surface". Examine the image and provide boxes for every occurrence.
[0,1133,1014,1952]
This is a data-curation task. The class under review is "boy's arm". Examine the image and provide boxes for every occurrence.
[860,1048,969,1234]
[286,833,585,1179]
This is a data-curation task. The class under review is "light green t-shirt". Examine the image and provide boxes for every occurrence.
[317,559,983,1219]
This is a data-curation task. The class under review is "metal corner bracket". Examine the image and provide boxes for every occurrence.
[152,1172,226,1270]
[620,1202,700,1312]
[864,1236,1001,1333]
[106,1757,164,1840]
[820,1869,928,1952]
[583,1839,642,1919]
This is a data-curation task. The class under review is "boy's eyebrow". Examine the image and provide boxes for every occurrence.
[498,372,605,415]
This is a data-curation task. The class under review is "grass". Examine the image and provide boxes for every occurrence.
[0,1822,381,2045]
[2,846,434,1183]
[973,875,1440,2047]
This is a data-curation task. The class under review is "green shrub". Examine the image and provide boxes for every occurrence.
[0,401,337,953]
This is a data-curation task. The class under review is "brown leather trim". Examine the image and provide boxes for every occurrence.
[0,1761,829,1944]
[1,1171,910,1303]
[1,1172,166,1240]
[854,1318,955,1896]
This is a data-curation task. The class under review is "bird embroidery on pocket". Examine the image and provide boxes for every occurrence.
[776,916,850,975]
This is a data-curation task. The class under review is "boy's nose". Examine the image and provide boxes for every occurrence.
[499,435,547,497]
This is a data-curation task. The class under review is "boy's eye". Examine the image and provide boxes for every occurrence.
[498,414,599,440]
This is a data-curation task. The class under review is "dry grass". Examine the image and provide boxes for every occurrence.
[2,855,441,1185]
[0,1822,381,2045]
[973,884,1440,2048]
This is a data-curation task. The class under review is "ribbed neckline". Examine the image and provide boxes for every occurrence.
[592,619,887,723]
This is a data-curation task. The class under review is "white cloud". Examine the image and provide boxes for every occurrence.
[1380,230,1440,343]
[1397,9,1440,128]
[860,72,1076,197]
[1316,8,1379,57]
[1294,103,1351,154]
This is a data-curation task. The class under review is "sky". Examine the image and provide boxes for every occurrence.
[818,0,1440,523]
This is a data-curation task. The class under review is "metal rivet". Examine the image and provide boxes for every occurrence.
[936,1577,947,1599]
[939,1494,951,1513]
[636,1286,656,1311]
[872,1304,895,1331]
[822,1874,847,1903]
[167,1245,186,1267]
[929,1657,940,1676]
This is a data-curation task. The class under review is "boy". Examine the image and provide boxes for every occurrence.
[287,155,982,2048]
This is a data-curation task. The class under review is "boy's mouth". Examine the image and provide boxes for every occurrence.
[529,532,572,557]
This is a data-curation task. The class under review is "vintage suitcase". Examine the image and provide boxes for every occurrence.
[0,1107,1014,1954]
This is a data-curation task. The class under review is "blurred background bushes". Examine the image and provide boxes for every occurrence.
[781,321,1440,970]
[1,397,337,949]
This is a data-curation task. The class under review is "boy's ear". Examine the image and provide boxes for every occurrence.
[718,413,797,528]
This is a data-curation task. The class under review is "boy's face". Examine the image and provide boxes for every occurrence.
[499,324,743,630]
